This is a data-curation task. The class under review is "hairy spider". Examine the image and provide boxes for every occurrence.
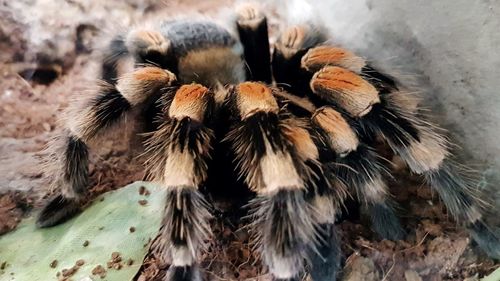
[37,3,499,281]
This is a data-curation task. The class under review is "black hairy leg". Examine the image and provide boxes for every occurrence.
[305,192,342,281]
[236,3,272,83]
[272,24,328,98]
[37,67,176,228]
[312,105,404,239]
[101,35,128,84]
[144,84,214,281]
[225,82,336,280]
[308,223,341,281]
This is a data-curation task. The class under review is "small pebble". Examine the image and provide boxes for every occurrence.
[50,260,58,268]
[138,199,148,206]
[75,259,85,266]
[129,226,136,233]
[91,264,106,276]
[62,268,75,277]
[126,259,134,266]
[83,240,89,247]
[111,252,120,259]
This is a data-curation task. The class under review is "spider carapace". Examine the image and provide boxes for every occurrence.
[37,3,499,281]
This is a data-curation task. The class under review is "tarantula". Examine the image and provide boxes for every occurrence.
[37,3,499,281]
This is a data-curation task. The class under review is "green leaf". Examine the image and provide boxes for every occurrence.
[0,181,165,281]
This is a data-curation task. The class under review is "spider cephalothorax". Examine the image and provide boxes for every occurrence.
[37,3,499,281]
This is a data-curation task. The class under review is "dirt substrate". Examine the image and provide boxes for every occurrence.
[0,1,498,280]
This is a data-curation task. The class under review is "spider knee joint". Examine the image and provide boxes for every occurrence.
[312,106,359,156]
[117,67,176,105]
[169,84,212,122]
[236,3,265,28]
[233,82,278,119]
[310,66,380,117]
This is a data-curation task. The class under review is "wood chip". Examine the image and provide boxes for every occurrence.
[139,186,146,195]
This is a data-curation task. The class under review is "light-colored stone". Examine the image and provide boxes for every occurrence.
[342,255,379,281]
[405,270,423,281]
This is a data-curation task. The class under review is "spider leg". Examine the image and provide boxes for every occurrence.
[306,192,341,281]
[235,3,272,83]
[311,106,405,240]
[334,147,405,240]
[225,82,332,280]
[101,28,173,84]
[37,67,176,228]
[292,38,499,257]
[272,24,328,97]
[144,84,215,281]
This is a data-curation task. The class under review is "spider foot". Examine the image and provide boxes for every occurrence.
[307,223,341,281]
[165,265,202,281]
[469,221,500,259]
[36,194,82,228]
[369,203,406,240]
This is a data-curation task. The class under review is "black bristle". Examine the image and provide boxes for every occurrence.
[272,48,313,98]
[360,102,419,147]
[329,145,405,240]
[237,17,272,83]
[37,195,81,228]
[228,111,288,163]
[64,135,89,195]
[144,115,213,184]
[101,36,128,84]
[368,202,406,240]
[468,221,500,259]
[424,160,479,222]
[248,189,317,279]
[361,65,398,90]
[166,265,202,281]
[331,144,385,189]
[156,188,211,262]
[307,223,341,281]
[90,87,131,137]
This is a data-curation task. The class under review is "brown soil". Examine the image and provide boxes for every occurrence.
[0,1,498,281]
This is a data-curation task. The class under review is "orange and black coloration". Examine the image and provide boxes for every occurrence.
[37,3,499,281]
